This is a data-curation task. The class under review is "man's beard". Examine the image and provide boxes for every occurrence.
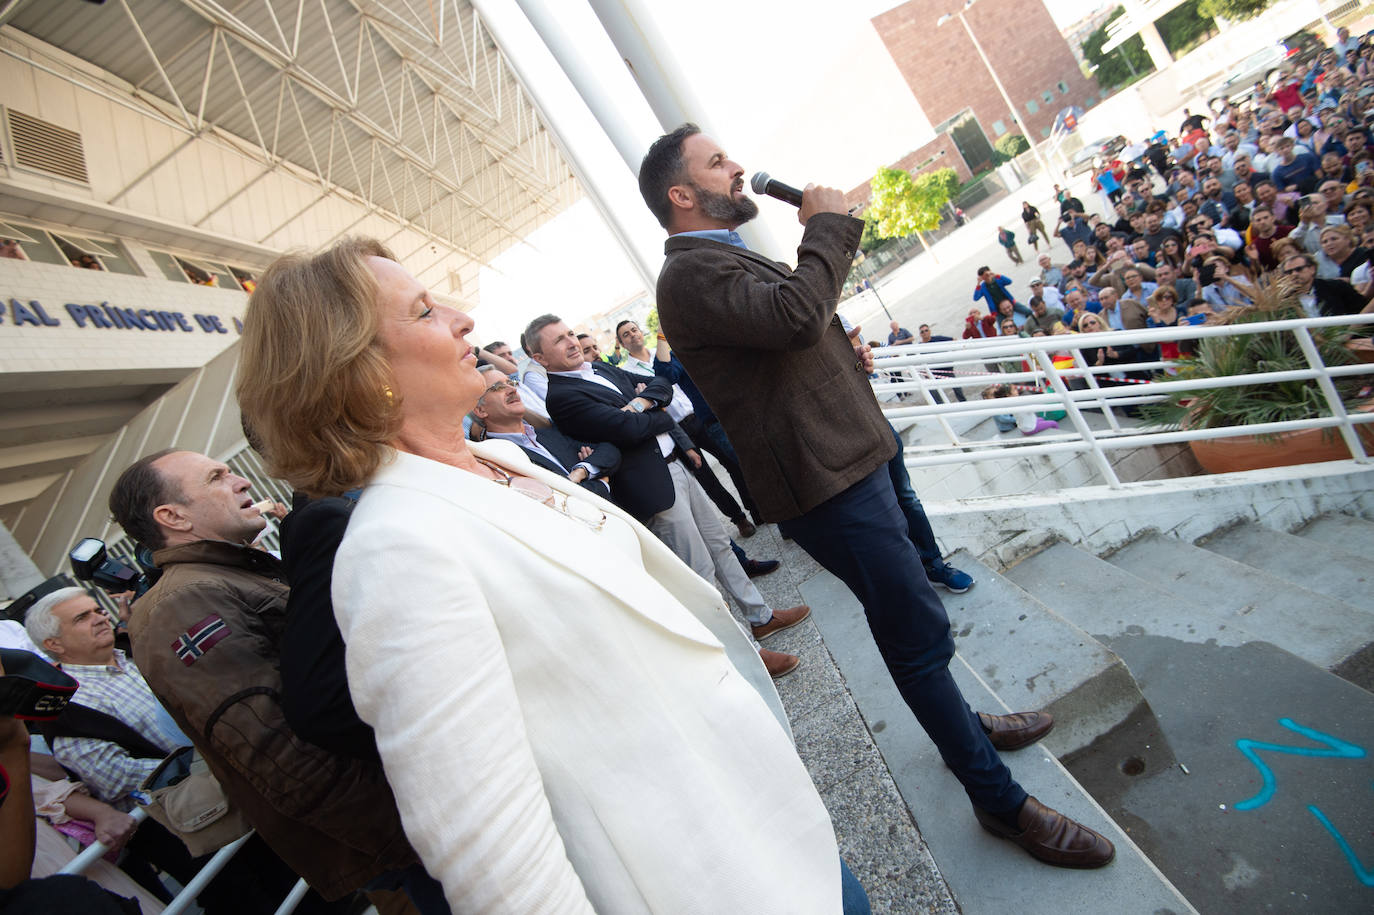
[692,182,759,226]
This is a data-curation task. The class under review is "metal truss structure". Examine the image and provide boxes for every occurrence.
[5,0,582,270]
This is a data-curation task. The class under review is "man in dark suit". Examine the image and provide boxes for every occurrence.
[1280,253,1369,316]
[470,376,620,499]
[640,123,1114,869]
[527,315,808,678]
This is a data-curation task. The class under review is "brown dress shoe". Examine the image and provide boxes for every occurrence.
[751,604,811,641]
[734,517,757,538]
[759,648,800,679]
[978,710,1054,751]
[974,796,1116,868]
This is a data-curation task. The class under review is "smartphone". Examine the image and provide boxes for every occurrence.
[1186,313,1208,325]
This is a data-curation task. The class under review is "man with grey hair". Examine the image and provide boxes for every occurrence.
[25,586,188,808]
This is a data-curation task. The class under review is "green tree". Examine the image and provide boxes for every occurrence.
[866,166,960,238]
[1082,6,1155,89]
[644,306,659,336]
[994,134,1029,163]
[1155,0,1217,57]
[1198,0,1272,22]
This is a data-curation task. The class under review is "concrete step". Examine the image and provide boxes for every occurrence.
[1295,512,1374,553]
[1004,542,1374,912]
[1107,533,1374,690]
[800,566,1194,915]
[1002,541,1255,650]
[940,549,1153,758]
[1199,522,1373,617]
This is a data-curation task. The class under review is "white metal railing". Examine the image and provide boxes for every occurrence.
[57,806,307,915]
[872,313,1374,488]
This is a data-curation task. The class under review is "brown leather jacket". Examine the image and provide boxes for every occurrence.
[128,540,417,899]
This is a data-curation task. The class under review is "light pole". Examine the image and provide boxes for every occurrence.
[937,1,1056,179]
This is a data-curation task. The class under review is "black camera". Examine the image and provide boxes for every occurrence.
[0,648,77,721]
[70,538,156,597]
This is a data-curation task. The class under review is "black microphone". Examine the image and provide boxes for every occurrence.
[750,172,805,208]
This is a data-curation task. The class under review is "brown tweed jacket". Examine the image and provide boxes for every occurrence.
[655,213,895,522]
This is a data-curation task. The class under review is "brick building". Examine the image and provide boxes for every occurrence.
[872,0,1101,168]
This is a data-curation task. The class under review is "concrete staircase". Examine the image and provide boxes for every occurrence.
[810,510,1374,913]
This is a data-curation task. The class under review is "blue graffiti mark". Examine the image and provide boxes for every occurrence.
[1307,804,1374,888]
[1233,718,1366,812]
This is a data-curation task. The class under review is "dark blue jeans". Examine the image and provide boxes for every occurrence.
[885,423,942,569]
[779,467,1026,815]
[840,858,870,915]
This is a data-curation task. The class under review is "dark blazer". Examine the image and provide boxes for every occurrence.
[655,213,895,522]
[514,424,621,500]
[1313,278,1367,317]
[545,363,677,522]
[278,494,379,763]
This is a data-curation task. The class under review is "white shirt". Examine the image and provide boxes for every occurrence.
[619,354,694,422]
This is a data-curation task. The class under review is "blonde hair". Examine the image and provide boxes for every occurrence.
[236,238,401,496]
[1074,311,1107,332]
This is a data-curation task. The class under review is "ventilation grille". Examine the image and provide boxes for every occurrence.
[7,109,88,184]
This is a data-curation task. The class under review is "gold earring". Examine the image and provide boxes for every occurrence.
[383,385,394,404]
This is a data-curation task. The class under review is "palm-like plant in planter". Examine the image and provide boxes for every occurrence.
[1138,281,1374,473]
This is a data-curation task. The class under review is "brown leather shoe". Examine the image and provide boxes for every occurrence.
[974,796,1115,868]
[751,604,811,641]
[979,710,1054,751]
[759,648,800,679]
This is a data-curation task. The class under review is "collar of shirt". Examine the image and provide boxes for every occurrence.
[551,362,622,395]
[62,648,131,676]
[488,423,565,471]
[676,228,747,249]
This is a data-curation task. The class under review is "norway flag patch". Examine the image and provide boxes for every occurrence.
[172,614,231,666]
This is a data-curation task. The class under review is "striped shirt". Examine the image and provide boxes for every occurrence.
[53,651,189,810]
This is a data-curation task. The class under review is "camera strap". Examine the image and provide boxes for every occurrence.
[41,701,169,761]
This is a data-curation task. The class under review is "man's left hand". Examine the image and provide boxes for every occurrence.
[568,467,589,484]
[848,324,875,374]
[685,449,702,469]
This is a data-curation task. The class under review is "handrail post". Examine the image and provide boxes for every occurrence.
[1069,346,1125,432]
[1293,326,1370,463]
[1036,350,1122,488]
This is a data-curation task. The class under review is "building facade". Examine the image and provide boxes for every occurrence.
[872,0,1102,159]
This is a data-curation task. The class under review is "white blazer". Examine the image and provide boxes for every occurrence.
[332,442,841,914]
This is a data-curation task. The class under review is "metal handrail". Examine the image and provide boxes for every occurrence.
[56,807,307,915]
[871,313,1374,487]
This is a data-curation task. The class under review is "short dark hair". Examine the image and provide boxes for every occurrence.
[108,449,183,551]
[614,319,636,340]
[639,123,700,228]
[522,314,562,355]
[576,333,591,341]
[488,340,508,351]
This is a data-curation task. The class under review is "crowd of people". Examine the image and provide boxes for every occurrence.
[879,34,1374,426]
[16,26,1374,915]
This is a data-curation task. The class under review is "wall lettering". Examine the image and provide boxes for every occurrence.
[2,296,241,335]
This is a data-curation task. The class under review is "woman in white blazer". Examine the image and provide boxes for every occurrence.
[237,239,868,914]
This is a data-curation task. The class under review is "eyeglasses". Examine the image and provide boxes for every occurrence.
[1282,264,1312,274]
[485,379,515,393]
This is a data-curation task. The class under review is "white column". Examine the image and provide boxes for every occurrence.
[0,520,44,601]
[1121,0,1172,72]
[469,0,663,289]
[585,0,788,258]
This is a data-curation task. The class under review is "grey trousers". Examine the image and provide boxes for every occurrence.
[648,460,772,626]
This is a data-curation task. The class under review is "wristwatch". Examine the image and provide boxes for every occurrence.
[629,400,645,413]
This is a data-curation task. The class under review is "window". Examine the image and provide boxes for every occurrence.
[1057,81,1070,95]
[992,119,1007,136]
[149,250,190,283]
[1041,127,1052,138]
[1026,100,1039,114]
[0,221,139,273]
[1042,90,1055,105]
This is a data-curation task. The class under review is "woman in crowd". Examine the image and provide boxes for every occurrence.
[1316,223,1370,279]
[236,238,866,915]
[1157,235,1186,272]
